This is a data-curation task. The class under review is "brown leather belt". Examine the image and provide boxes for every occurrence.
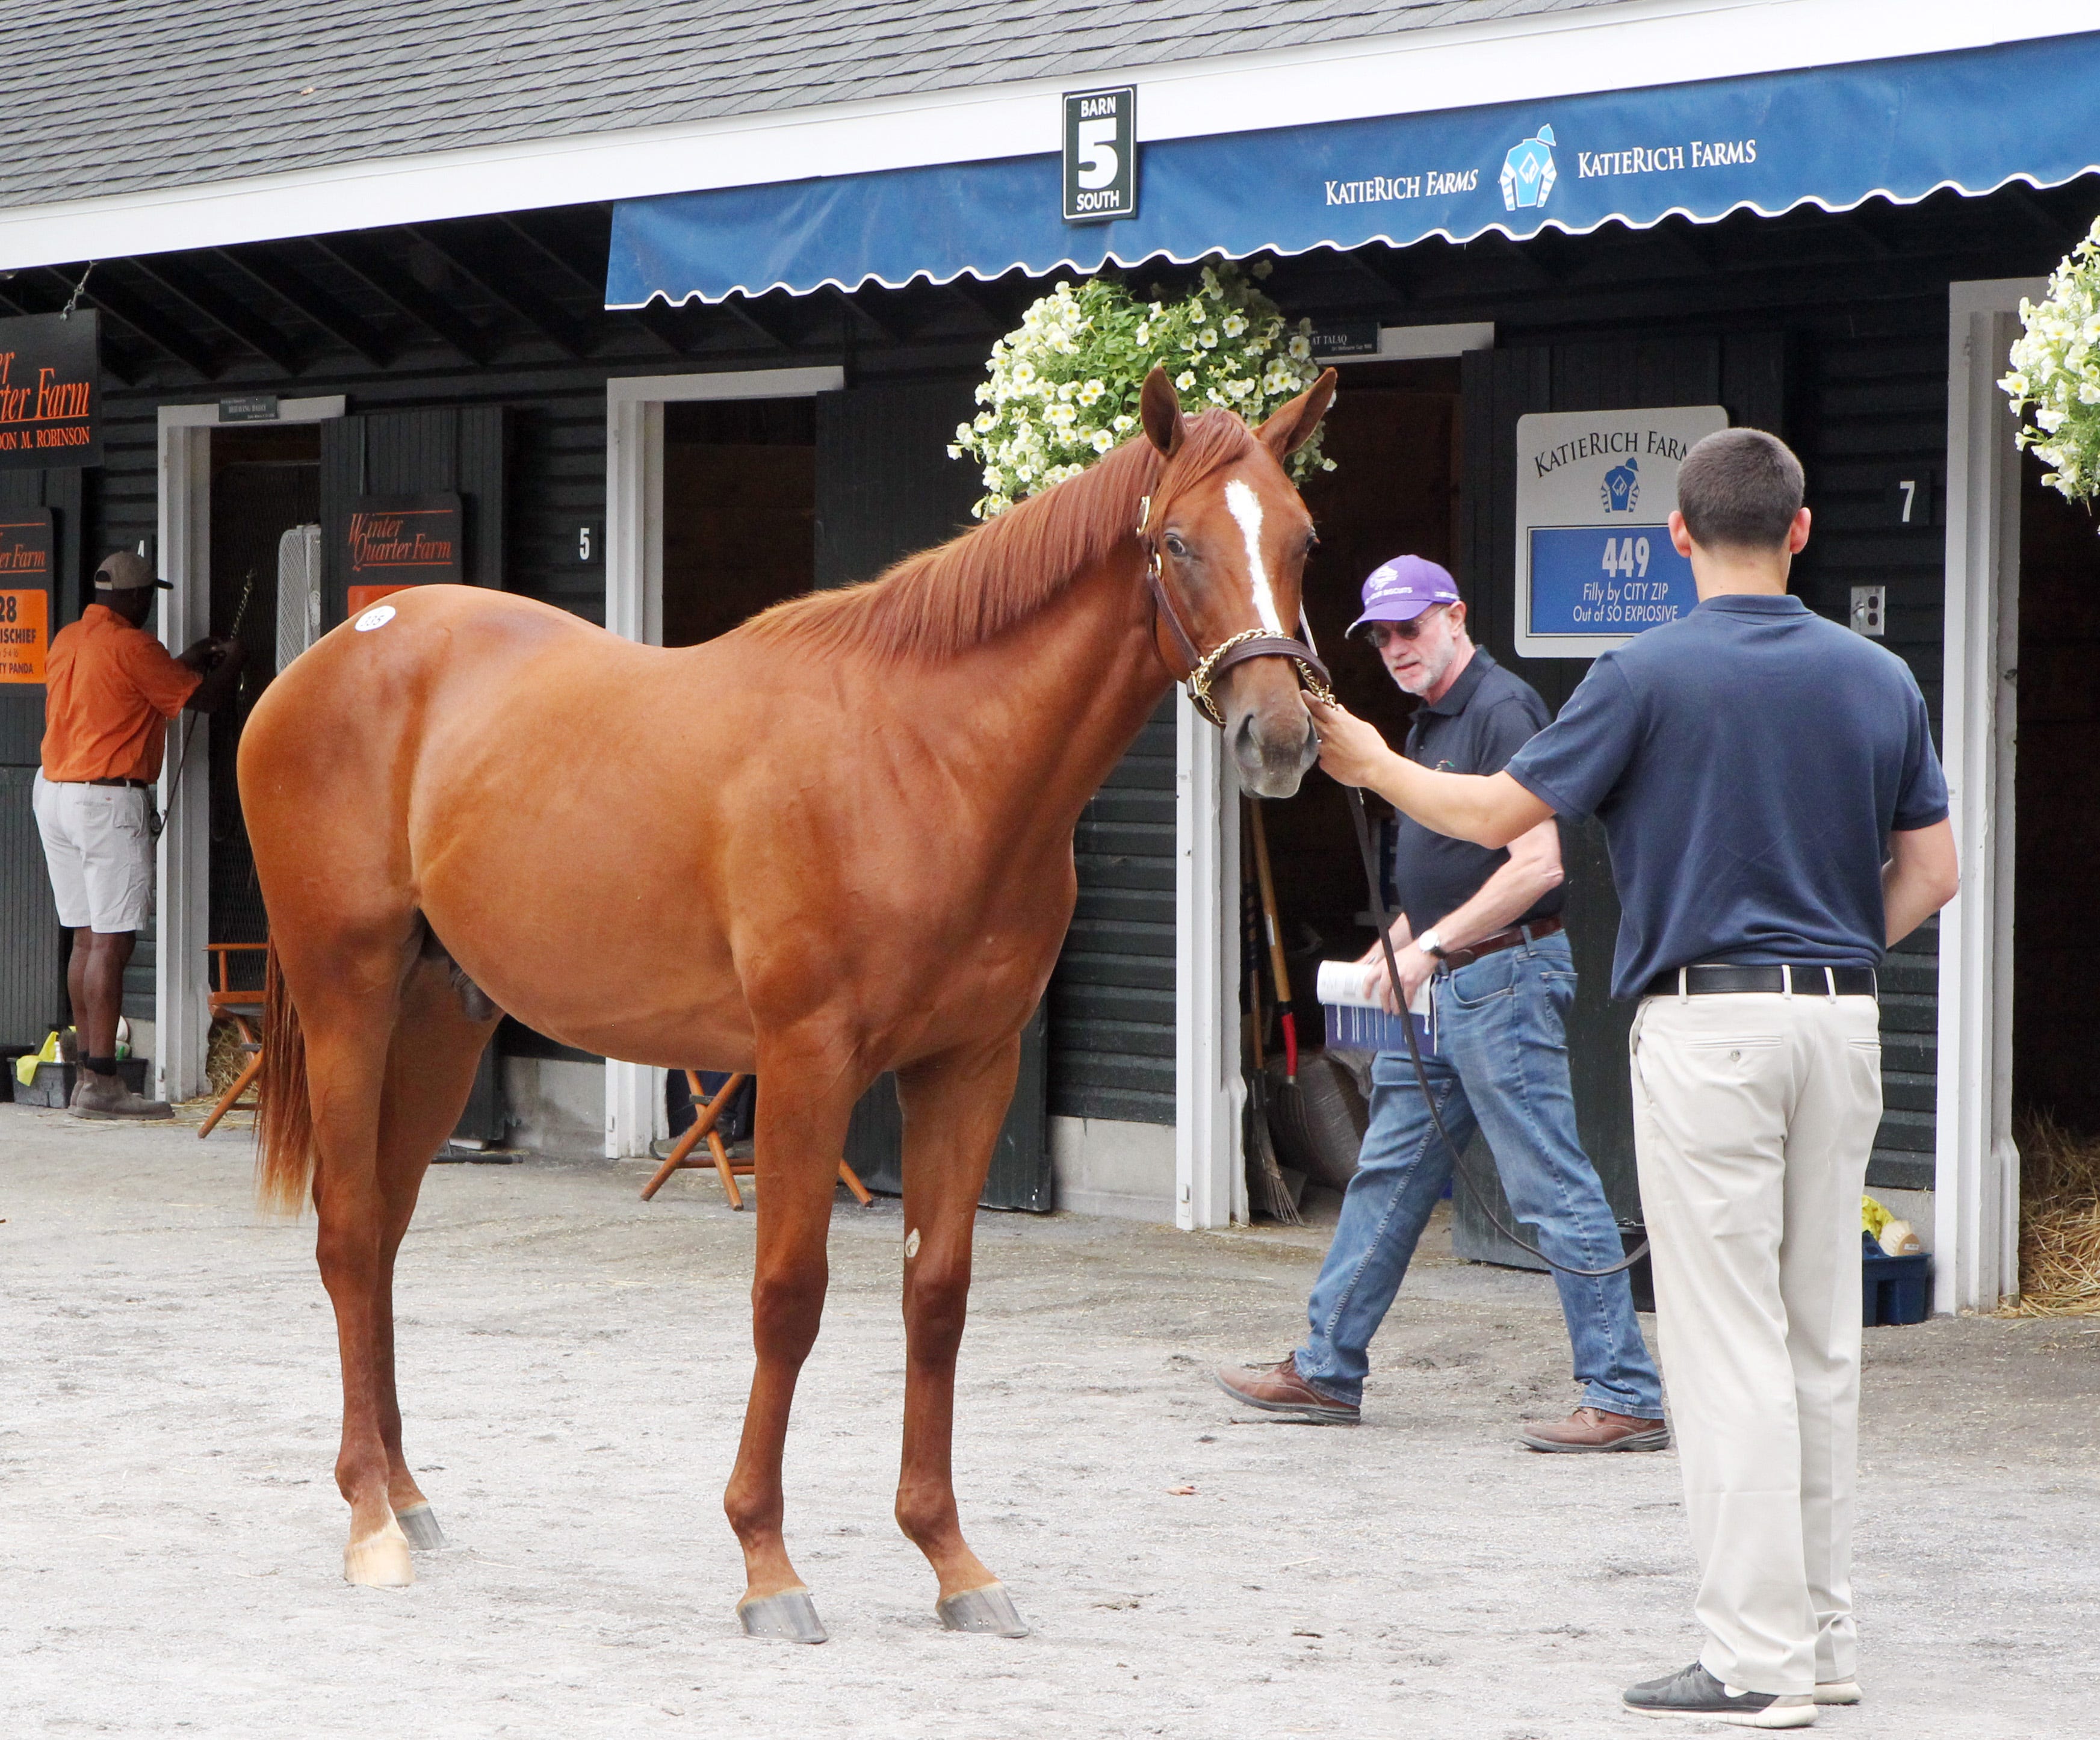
[85,776,152,789]
[1436,914,1563,971]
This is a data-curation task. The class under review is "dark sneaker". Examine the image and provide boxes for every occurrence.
[1519,1405,1670,1453]
[1624,1662,1814,1728]
[69,1070,173,1121]
[1813,1680,1861,1706]
[1213,1357,1359,1425]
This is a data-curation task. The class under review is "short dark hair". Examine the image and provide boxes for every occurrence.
[1676,428,1804,551]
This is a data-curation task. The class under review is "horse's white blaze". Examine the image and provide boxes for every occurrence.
[1224,479,1284,637]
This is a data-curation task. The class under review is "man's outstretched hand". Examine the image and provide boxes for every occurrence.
[1306,695,1396,790]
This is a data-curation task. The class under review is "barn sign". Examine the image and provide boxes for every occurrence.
[0,312,101,471]
[344,491,463,613]
[0,508,53,682]
[1513,404,1728,660]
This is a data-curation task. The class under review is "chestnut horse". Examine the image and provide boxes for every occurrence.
[243,366,1337,1639]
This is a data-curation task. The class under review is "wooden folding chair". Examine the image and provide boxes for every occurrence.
[198,943,269,1138]
[640,1070,873,1209]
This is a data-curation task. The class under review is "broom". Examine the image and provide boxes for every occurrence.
[1241,803,1302,1224]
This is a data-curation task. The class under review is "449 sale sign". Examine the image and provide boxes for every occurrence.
[1514,404,1726,658]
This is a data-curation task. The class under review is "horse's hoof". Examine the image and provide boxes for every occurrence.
[395,1502,446,1552]
[937,1582,1030,1637]
[343,1518,414,1588]
[737,1587,828,1644]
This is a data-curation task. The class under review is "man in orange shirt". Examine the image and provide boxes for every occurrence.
[36,550,244,1119]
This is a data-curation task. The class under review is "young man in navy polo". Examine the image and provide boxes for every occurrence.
[1309,432,1958,1728]
[1216,555,1664,1451]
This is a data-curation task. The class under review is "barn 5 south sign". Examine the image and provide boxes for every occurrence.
[0,312,101,471]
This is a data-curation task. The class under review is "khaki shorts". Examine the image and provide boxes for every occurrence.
[33,772,155,934]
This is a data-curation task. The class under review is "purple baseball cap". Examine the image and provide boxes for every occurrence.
[1347,555,1461,634]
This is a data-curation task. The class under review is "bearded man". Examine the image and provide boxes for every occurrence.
[1215,556,1664,1451]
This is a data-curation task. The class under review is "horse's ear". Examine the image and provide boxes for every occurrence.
[1141,366,1185,457]
[1256,368,1339,462]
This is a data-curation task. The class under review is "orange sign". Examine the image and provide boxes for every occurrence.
[0,587,49,683]
[0,510,51,683]
[347,583,411,615]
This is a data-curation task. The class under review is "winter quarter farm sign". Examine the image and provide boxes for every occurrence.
[1514,405,1727,659]
[0,312,101,471]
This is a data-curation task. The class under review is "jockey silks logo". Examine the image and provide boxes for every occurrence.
[1501,125,1558,211]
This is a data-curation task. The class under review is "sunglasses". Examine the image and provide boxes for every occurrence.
[1365,606,1449,648]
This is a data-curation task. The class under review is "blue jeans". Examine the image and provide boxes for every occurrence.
[1296,930,1663,1417]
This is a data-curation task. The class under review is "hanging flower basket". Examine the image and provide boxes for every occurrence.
[950,260,1334,519]
[2001,215,2100,512]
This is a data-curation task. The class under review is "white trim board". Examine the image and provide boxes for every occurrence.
[4,4,2092,270]
[599,365,843,1159]
[1934,276,2044,1314]
[152,395,344,1104]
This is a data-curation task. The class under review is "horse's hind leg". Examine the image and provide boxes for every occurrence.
[723,1040,864,1643]
[299,953,417,1587]
[371,953,503,1555]
[893,1038,1029,1637]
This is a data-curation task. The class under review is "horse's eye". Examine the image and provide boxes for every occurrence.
[1163,532,1189,559]
[1304,531,1321,556]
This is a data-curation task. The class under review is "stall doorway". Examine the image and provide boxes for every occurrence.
[1249,358,1463,1213]
[660,397,816,646]
[205,424,320,963]
[2012,454,2100,1162]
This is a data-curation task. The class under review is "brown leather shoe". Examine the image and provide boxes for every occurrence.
[1519,1405,1669,1452]
[1213,1357,1359,1424]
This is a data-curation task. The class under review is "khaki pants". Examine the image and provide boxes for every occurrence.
[1629,989,1883,1695]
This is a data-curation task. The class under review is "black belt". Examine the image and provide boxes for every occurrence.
[85,776,152,789]
[1641,964,1878,999]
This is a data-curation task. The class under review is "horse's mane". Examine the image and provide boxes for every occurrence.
[745,409,1262,660]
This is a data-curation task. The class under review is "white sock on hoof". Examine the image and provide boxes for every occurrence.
[343,1516,414,1588]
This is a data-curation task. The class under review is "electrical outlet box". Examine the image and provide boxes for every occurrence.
[1850,585,1886,638]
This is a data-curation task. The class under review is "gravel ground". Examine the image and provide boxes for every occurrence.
[1,1102,2094,1739]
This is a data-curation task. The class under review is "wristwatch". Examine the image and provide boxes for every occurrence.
[1416,927,1448,960]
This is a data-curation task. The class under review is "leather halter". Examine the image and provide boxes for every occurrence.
[1137,494,1336,727]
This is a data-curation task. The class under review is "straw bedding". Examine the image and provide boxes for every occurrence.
[2010,1111,2100,1317]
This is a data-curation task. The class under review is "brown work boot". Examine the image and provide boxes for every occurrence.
[1213,1357,1360,1425]
[1519,1405,1669,1453]
[69,1070,173,1121]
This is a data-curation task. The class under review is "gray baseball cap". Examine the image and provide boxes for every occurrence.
[94,551,172,591]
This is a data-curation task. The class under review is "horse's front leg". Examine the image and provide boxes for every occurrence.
[893,1036,1030,1637]
[724,1039,864,1644]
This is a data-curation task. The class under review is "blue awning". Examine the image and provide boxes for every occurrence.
[607,34,2100,308]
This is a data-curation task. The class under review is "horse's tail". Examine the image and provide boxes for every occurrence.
[255,941,318,1215]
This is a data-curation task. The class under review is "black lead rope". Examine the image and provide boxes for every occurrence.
[1341,782,1649,1281]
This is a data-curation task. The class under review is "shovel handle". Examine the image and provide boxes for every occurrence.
[1247,802,1298,1076]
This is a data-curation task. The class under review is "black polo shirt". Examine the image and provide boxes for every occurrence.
[1505,593,1949,999]
[1390,647,1564,936]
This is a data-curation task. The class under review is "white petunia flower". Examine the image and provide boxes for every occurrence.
[1091,428,1115,453]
